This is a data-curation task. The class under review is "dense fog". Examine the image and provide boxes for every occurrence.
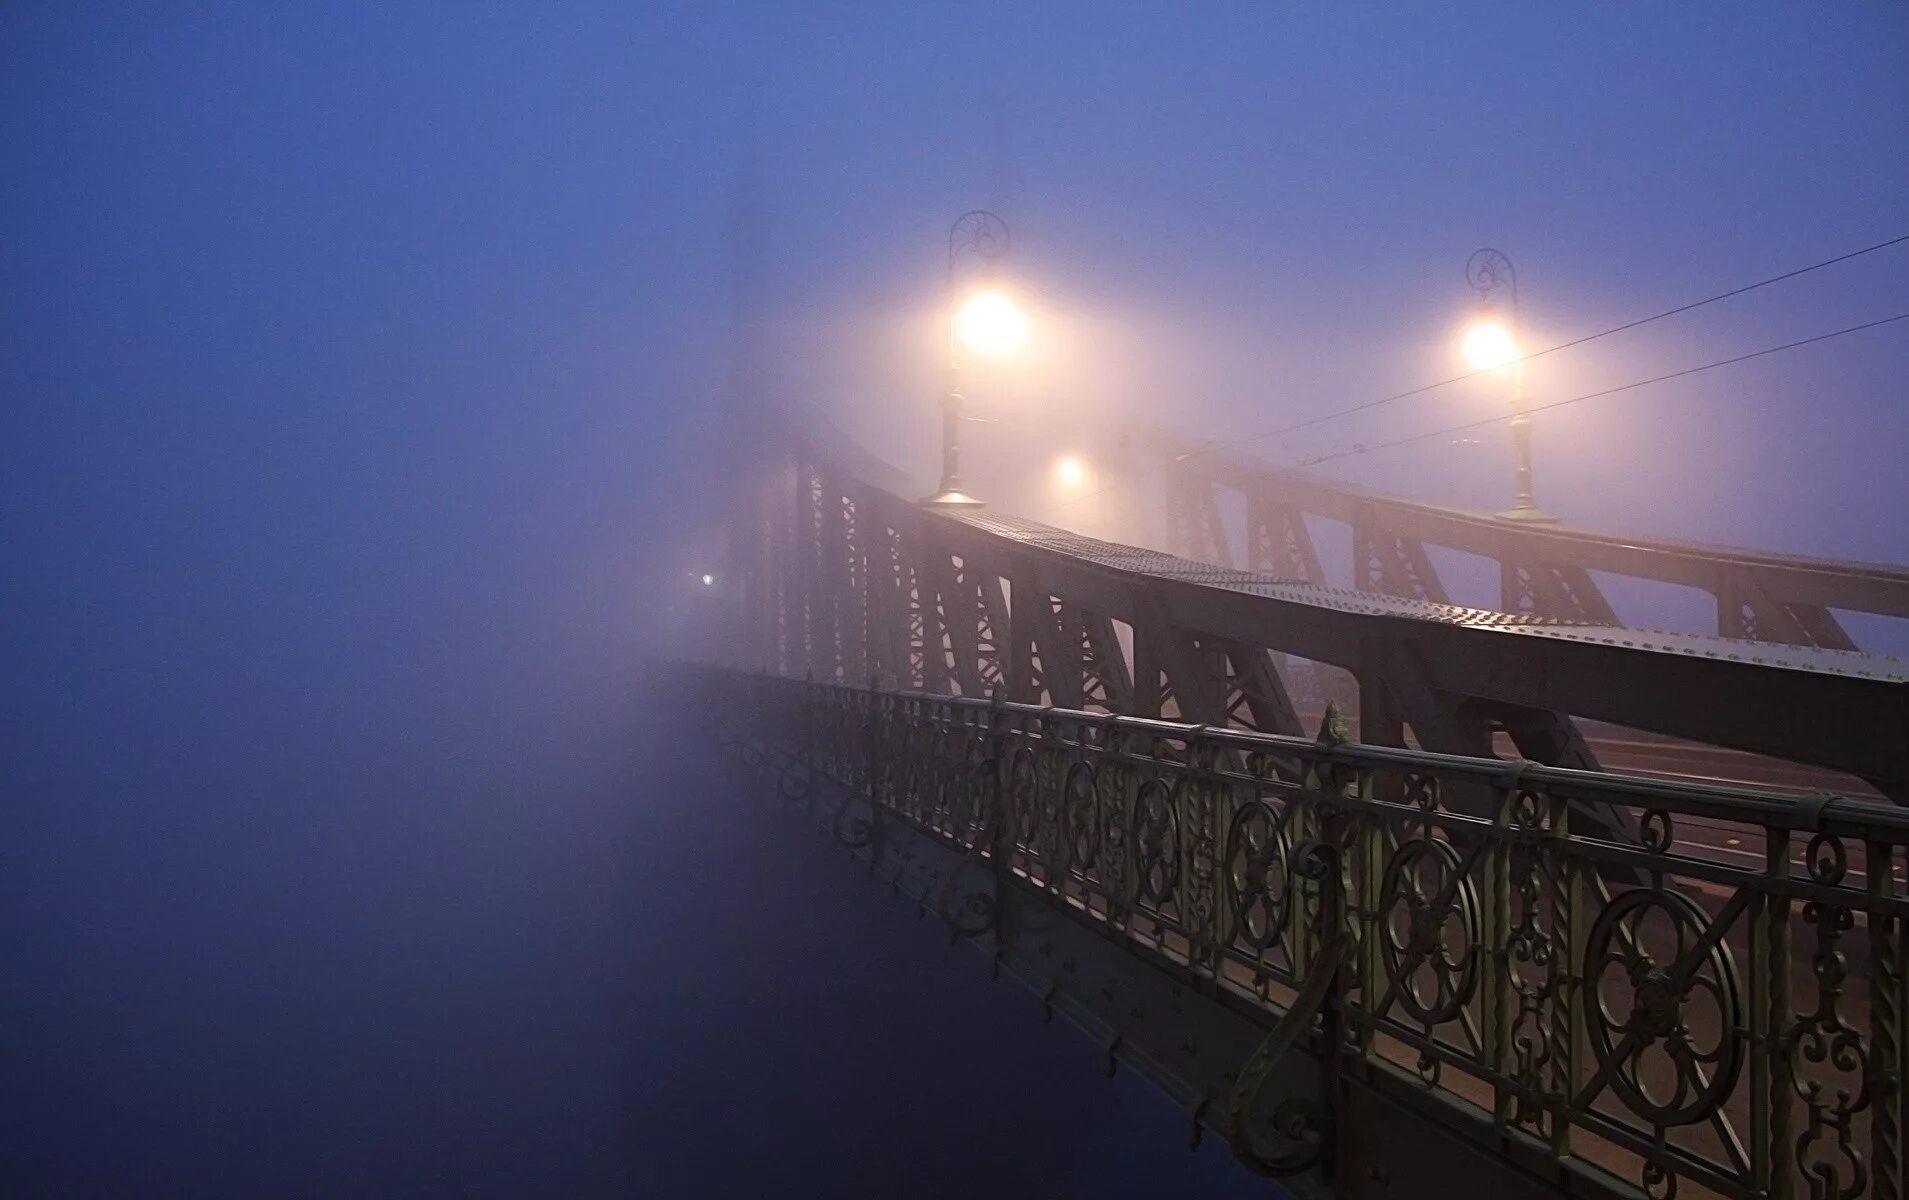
[3,4,1903,1195]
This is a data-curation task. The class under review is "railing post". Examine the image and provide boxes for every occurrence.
[1355,765,1386,1067]
[1548,790,1584,1165]
[1765,830,1795,1200]
[1869,839,1904,1200]
[1483,772,1515,1135]
[1289,754,1323,993]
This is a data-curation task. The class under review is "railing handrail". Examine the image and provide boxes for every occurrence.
[759,671,1909,844]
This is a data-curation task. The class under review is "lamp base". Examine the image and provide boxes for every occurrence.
[920,488,985,508]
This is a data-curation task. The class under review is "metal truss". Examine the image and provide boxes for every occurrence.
[682,664,1909,1200]
[1246,495,1324,583]
[1144,431,1906,650]
[746,441,1907,805]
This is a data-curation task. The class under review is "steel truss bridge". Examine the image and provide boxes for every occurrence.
[1146,427,1909,652]
[677,426,1909,1199]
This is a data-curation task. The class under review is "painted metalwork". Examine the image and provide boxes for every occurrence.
[740,440,1907,804]
[681,662,1908,1200]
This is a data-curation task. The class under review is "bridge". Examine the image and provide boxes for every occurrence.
[1144,427,1909,651]
[669,422,1907,1200]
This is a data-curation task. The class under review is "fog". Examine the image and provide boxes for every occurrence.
[2,4,1904,1195]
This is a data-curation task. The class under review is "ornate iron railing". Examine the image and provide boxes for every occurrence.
[684,664,1907,1200]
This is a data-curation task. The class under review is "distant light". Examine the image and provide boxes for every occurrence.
[700,573,715,586]
[1053,455,1088,488]
[956,290,1029,357]
[1460,317,1520,372]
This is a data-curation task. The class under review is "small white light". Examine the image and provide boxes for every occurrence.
[700,573,714,586]
[1053,455,1087,488]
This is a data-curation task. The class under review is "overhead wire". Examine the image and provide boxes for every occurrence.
[1033,234,1909,519]
[1253,231,1909,444]
[1039,309,1909,518]
[1288,311,1909,468]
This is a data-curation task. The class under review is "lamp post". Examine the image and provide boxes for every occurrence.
[923,210,1025,507]
[1463,248,1553,522]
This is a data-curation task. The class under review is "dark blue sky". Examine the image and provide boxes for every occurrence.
[2,4,1904,1195]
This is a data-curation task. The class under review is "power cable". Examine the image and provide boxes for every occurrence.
[1293,311,1909,467]
[1039,310,1909,518]
[1255,232,1909,443]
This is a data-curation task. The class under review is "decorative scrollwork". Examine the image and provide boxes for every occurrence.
[1064,761,1099,872]
[1788,896,1872,1200]
[1244,751,1279,780]
[915,717,940,817]
[1378,838,1480,1025]
[1511,788,1546,830]
[1640,809,1675,854]
[1132,778,1180,909]
[1505,839,1560,1130]
[1033,750,1067,877]
[1226,800,1292,952]
[1641,1155,1677,1200]
[948,209,1010,274]
[1805,832,1848,886]
[943,736,992,848]
[1009,749,1039,849]
[1183,775,1222,946]
[1585,887,1744,1128]
[1095,759,1133,914]
[1466,247,1517,301]
[691,667,1909,1200]
[1404,772,1440,812]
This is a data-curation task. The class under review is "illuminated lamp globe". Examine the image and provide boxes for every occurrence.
[955,290,1029,357]
[1459,317,1520,372]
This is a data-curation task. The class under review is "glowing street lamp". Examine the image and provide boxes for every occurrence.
[1463,248,1553,522]
[1052,454,1088,489]
[924,210,1024,507]
[1459,315,1520,372]
[955,289,1029,357]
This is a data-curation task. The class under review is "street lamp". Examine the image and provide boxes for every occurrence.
[923,210,1025,507]
[1463,248,1553,522]
[1049,452,1107,534]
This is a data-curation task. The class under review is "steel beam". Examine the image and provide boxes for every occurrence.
[1139,428,1909,644]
